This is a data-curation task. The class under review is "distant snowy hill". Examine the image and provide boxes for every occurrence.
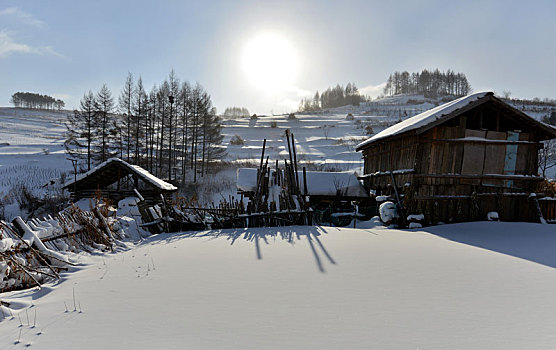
[322,93,555,122]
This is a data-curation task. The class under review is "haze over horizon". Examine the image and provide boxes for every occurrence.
[1,0,554,115]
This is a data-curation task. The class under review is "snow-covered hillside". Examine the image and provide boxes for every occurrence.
[221,113,370,172]
[1,95,554,219]
[1,222,555,349]
[0,108,72,219]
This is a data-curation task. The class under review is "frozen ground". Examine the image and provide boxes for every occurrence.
[0,221,555,349]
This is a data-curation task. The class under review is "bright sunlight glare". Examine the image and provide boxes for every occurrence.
[242,33,298,92]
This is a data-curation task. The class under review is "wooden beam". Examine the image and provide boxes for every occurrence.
[414,173,543,181]
[424,138,537,145]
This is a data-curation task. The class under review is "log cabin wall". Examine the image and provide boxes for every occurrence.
[361,135,418,190]
[360,99,549,224]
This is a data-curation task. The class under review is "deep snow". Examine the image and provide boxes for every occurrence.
[0,222,556,349]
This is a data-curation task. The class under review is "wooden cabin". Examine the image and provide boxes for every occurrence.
[356,91,556,224]
[63,158,178,203]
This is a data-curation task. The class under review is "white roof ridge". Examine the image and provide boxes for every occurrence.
[356,91,492,149]
[65,157,177,191]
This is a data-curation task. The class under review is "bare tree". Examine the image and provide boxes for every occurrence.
[539,139,556,178]
[95,84,115,163]
[179,81,191,181]
[133,77,146,165]
[119,72,134,162]
[65,91,96,171]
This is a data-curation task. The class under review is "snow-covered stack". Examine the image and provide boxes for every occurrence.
[0,205,119,293]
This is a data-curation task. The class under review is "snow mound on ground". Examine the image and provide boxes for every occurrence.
[408,222,422,229]
[487,211,499,221]
[379,201,398,223]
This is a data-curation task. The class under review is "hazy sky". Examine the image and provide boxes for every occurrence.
[1,0,554,114]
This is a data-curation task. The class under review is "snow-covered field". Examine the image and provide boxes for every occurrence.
[1,100,556,349]
[221,113,370,172]
[0,105,394,217]
[0,108,72,219]
[219,96,437,173]
[1,221,556,349]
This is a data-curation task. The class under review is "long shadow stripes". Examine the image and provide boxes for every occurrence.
[305,234,325,272]
[311,233,336,266]
[141,226,337,273]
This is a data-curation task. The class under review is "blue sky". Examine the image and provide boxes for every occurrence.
[0,0,555,114]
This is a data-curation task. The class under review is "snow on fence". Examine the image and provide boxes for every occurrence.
[0,206,118,293]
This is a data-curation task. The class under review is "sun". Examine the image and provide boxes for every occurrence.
[242,33,298,91]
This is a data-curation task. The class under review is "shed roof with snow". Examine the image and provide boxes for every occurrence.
[63,158,177,202]
[356,91,556,150]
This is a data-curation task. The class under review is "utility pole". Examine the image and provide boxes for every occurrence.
[168,95,174,182]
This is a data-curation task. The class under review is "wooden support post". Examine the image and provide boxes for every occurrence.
[275,159,279,185]
[390,171,407,227]
[253,139,267,211]
[291,133,300,194]
[531,194,547,224]
[303,167,308,196]
[285,130,295,193]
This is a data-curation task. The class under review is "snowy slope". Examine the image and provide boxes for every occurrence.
[0,108,73,218]
[221,113,369,172]
[1,222,556,349]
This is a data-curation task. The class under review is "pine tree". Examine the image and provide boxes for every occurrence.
[94,84,116,163]
[64,91,96,171]
[179,81,191,181]
[167,70,180,181]
[133,77,147,165]
[119,72,134,162]
[202,107,226,175]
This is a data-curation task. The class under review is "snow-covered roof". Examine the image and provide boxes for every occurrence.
[237,168,367,198]
[64,158,177,192]
[356,91,492,150]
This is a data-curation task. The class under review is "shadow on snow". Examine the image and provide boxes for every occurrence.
[141,225,337,273]
[420,221,556,269]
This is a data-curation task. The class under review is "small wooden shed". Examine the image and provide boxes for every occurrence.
[63,158,178,203]
[356,91,556,223]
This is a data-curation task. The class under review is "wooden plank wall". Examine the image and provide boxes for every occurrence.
[363,135,418,188]
[409,126,541,224]
[461,129,486,176]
